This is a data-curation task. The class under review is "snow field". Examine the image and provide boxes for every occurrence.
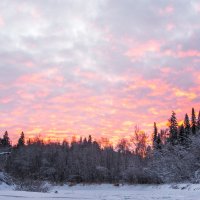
[0,183,200,200]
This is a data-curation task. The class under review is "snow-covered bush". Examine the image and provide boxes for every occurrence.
[15,180,50,192]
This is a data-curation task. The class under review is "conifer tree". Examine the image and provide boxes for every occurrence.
[153,122,158,149]
[79,137,83,144]
[178,124,187,145]
[155,133,162,149]
[88,135,92,144]
[160,129,168,144]
[1,131,11,147]
[191,108,197,134]
[197,110,200,133]
[184,113,191,136]
[83,137,88,146]
[168,111,178,145]
[27,138,31,145]
[17,132,25,147]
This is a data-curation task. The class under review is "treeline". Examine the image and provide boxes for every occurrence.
[2,130,150,183]
[153,108,200,148]
[1,107,200,184]
[150,108,200,183]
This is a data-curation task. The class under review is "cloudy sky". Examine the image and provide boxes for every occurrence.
[1,0,200,143]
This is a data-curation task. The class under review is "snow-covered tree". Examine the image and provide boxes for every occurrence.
[184,113,191,136]
[168,111,178,145]
[153,122,158,149]
[191,108,197,134]
[197,110,200,133]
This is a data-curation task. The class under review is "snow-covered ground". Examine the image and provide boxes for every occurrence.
[0,183,200,200]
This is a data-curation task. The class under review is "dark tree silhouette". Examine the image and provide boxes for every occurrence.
[17,132,25,147]
[197,110,200,133]
[168,111,178,145]
[178,124,187,145]
[155,133,162,149]
[1,131,11,147]
[184,113,191,136]
[191,108,197,134]
[153,122,158,149]
[2,107,200,185]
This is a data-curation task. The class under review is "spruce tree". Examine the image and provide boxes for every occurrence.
[168,111,178,145]
[184,113,191,136]
[17,132,25,147]
[88,135,92,144]
[191,108,197,134]
[155,133,162,149]
[153,122,158,149]
[178,124,187,145]
[79,137,83,144]
[197,110,200,133]
[1,131,11,147]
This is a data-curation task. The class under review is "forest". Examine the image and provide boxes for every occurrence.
[1,107,200,185]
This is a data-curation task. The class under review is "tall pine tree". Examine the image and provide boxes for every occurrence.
[155,133,162,149]
[178,124,188,145]
[17,132,25,147]
[197,110,200,133]
[184,113,191,136]
[168,111,178,145]
[153,122,158,149]
[1,131,11,147]
[191,108,197,134]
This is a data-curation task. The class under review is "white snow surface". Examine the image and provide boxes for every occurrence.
[0,183,200,199]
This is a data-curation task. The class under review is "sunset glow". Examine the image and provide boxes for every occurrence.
[0,1,200,143]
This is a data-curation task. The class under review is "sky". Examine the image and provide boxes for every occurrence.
[1,0,200,143]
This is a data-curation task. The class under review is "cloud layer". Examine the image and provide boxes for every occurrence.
[1,0,200,142]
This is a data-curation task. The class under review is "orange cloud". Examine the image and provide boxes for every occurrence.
[1,0,200,146]
[173,88,197,100]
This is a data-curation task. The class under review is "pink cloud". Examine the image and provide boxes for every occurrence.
[1,1,200,145]
[193,3,200,12]
[166,23,175,31]
[162,49,200,58]
[0,97,12,104]
[125,40,162,61]
[177,50,200,58]
[159,5,174,15]
[3,70,200,144]
[0,16,4,27]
